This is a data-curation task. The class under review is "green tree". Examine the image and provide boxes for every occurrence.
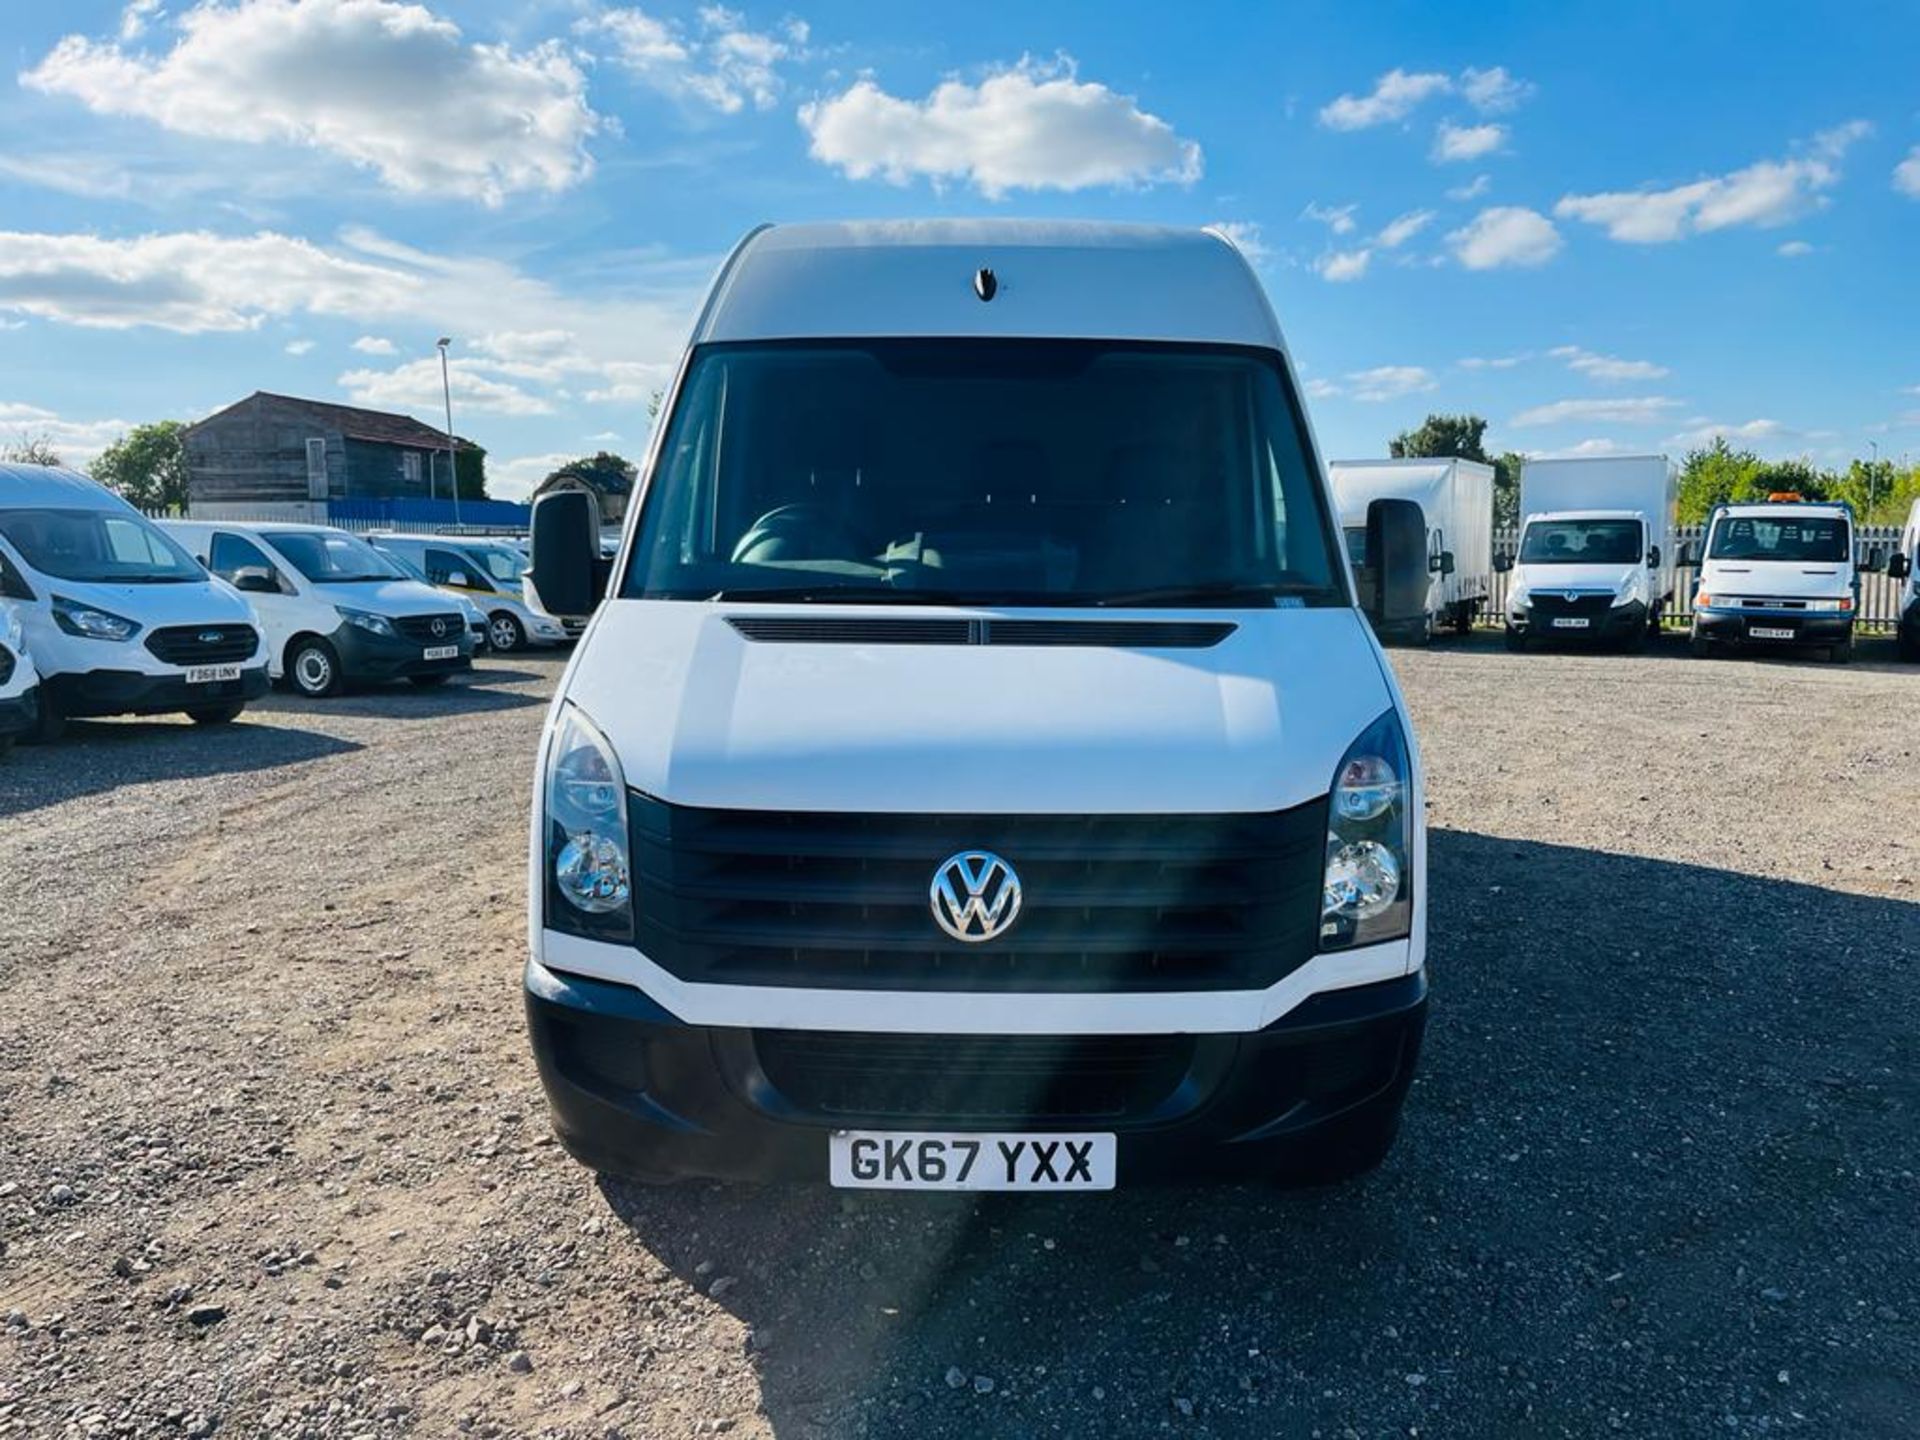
[455,444,489,501]
[1389,413,1490,464]
[1493,451,1525,528]
[91,421,190,511]
[542,451,637,492]
[1,432,63,466]
[1675,438,1759,523]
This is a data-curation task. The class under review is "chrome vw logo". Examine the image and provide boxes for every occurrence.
[930,851,1022,943]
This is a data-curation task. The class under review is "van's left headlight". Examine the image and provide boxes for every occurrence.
[1320,710,1413,950]
[544,705,632,941]
[52,595,141,641]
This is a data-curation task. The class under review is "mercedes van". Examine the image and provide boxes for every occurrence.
[1690,498,1860,661]
[367,533,568,652]
[0,464,268,738]
[0,600,39,754]
[519,222,1436,1192]
[160,520,474,696]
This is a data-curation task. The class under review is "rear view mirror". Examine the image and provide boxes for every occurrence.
[1363,498,1428,631]
[232,566,279,595]
[530,490,606,621]
[1889,552,1912,580]
[446,570,470,587]
[1647,545,1661,569]
[1493,553,1513,574]
[1439,550,1456,578]
[1858,548,1883,575]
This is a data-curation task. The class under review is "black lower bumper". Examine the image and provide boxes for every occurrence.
[46,666,270,718]
[524,959,1427,1185]
[333,625,474,681]
[0,687,35,737]
[1694,610,1851,648]
[1509,598,1646,643]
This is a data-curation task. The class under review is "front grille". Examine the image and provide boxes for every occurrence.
[144,624,258,666]
[629,794,1326,991]
[1727,597,1808,610]
[726,616,1235,648]
[754,1030,1197,1122]
[392,613,464,643]
[1528,591,1615,621]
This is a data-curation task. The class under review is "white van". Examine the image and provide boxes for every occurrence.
[367,533,568,652]
[1505,455,1678,650]
[520,221,1436,1192]
[1889,497,1919,662]
[160,520,475,696]
[0,464,269,738]
[1330,457,1494,642]
[0,599,39,754]
[1690,499,1860,661]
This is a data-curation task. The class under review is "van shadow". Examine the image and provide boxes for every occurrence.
[600,831,1920,1438]
[254,672,546,721]
[0,718,360,819]
[1443,625,1913,673]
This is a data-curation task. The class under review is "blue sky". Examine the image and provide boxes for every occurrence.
[2,0,1917,498]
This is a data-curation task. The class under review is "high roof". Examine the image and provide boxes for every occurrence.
[0,462,125,509]
[189,391,476,451]
[694,221,1286,350]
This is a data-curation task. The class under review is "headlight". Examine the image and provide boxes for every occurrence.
[544,705,632,940]
[1507,586,1529,615]
[1321,711,1413,950]
[0,604,22,652]
[52,595,141,641]
[338,607,396,637]
[1611,580,1640,607]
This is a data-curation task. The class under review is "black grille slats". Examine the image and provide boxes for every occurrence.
[629,794,1325,992]
[1528,592,1615,620]
[393,614,465,643]
[726,616,1234,648]
[145,624,258,665]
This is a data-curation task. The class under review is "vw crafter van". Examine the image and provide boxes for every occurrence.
[522,222,1435,1191]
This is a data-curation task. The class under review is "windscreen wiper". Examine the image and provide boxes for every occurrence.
[1089,580,1317,608]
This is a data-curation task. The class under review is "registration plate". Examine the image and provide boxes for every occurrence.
[1551,617,1591,629]
[1750,626,1795,640]
[829,1131,1116,1191]
[422,645,460,661]
[184,663,242,684]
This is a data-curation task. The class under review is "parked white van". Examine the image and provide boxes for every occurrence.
[1505,455,1678,650]
[1690,498,1860,661]
[521,220,1436,1192]
[0,599,39,754]
[160,520,475,696]
[367,533,568,651]
[1330,457,1494,642]
[0,464,269,738]
[1888,496,1919,662]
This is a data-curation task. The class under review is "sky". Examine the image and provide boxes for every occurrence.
[2,0,1917,501]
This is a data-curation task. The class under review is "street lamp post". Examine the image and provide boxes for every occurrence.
[437,336,462,528]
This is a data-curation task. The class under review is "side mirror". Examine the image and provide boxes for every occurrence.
[233,566,279,595]
[1363,498,1429,632]
[1439,550,1456,578]
[1493,553,1513,574]
[446,569,470,588]
[530,489,606,621]
[1858,548,1883,575]
[1647,545,1661,569]
[1889,552,1912,580]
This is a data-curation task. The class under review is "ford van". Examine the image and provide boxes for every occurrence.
[521,221,1435,1191]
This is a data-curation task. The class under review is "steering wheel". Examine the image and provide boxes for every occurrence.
[731,503,877,565]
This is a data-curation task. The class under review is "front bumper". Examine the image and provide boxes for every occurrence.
[46,665,270,718]
[332,624,475,681]
[524,957,1426,1185]
[0,686,36,737]
[1694,607,1852,647]
[1508,598,1645,642]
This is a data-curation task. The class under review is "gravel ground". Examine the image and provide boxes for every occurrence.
[1,634,1917,1439]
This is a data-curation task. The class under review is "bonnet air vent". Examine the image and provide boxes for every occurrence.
[726,617,1236,648]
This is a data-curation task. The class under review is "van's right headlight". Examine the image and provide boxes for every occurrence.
[544,705,633,941]
[1320,711,1413,950]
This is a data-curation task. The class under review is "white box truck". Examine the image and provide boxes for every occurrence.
[1330,458,1495,642]
[1505,455,1678,650]
[520,220,1436,1192]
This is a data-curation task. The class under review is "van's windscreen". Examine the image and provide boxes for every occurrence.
[264,530,403,584]
[0,508,204,584]
[621,340,1345,607]
[1706,515,1849,563]
[1518,518,1642,564]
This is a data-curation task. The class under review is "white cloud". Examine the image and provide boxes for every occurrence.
[1556,122,1872,243]
[1661,417,1792,450]
[1318,68,1451,130]
[1459,66,1533,113]
[1432,121,1506,163]
[0,401,136,467]
[23,0,600,205]
[1776,240,1814,258]
[798,57,1201,197]
[1346,365,1436,402]
[1302,201,1359,235]
[1210,221,1268,260]
[284,337,314,356]
[118,0,163,42]
[492,452,576,503]
[1511,397,1682,427]
[579,4,805,114]
[351,334,397,355]
[1376,210,1434,248]
[338,356,554,417]
[1446,174,1491,201]
[1447,207,1562,269]
[1895,146,1920,199]
[1316,249,1372,282]
[1528,438,1629,459]
[1549,345,1669,382]
[1459,354,1525,370]
[1302,377,1343,400]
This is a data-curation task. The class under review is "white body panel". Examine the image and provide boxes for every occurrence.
[0,467,267,690]
[0,601,39,703]
[1518,455,1678,603]
[1330,458,1495,622]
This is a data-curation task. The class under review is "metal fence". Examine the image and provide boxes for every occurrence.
[1485,524,1908,632]
[146,498,529,538]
